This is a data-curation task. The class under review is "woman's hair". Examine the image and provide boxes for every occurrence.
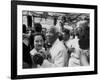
[79,38,89,50]
[29,32,45,49]
[78,26,90,50]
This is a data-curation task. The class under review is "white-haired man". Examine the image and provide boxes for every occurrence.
[39,26,69,67]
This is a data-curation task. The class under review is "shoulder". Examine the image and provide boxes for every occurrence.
[55,41,67,52]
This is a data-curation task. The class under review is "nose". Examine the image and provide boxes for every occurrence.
[38,41,42,45]
[46,31,50,37]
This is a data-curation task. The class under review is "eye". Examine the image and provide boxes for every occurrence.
[35,40,39,43]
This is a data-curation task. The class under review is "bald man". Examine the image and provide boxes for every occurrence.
[39,26,69,68]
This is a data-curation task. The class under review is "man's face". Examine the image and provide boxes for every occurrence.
[63,32,70,41]
[34,35,44,51]
[46,28,56,44]
[77,26,85,39]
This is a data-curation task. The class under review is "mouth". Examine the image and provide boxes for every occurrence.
[46,35,52,39]
[46,36,50,40]
[46,38,52,43]
[37,45,42,48]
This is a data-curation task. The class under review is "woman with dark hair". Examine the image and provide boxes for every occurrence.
[30,32,46,68]
[29,23,43,49]
[79,26,90,66]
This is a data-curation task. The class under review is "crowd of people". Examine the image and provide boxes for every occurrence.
[22,15,90,68]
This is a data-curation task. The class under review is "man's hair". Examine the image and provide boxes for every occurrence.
[34,23,42,32]
[47,26,58,34]
[23,24,27,33]
[63,29,70,35]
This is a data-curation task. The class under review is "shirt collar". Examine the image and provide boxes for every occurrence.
[30,48,45,56]
[50,39,60,50]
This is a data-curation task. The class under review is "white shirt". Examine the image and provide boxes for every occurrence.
[41,39,68,67]
[67,36,81,67]
[30,48,45,56]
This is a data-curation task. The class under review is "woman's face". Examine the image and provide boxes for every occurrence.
[34,35,44,51]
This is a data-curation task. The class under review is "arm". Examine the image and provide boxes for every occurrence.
[54,50,69,67]
[80,53,89,66]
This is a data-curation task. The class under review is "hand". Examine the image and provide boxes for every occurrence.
[39,50,47,59]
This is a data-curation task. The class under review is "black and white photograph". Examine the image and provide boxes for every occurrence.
[22,11,90,69]
[11,1,97,79]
